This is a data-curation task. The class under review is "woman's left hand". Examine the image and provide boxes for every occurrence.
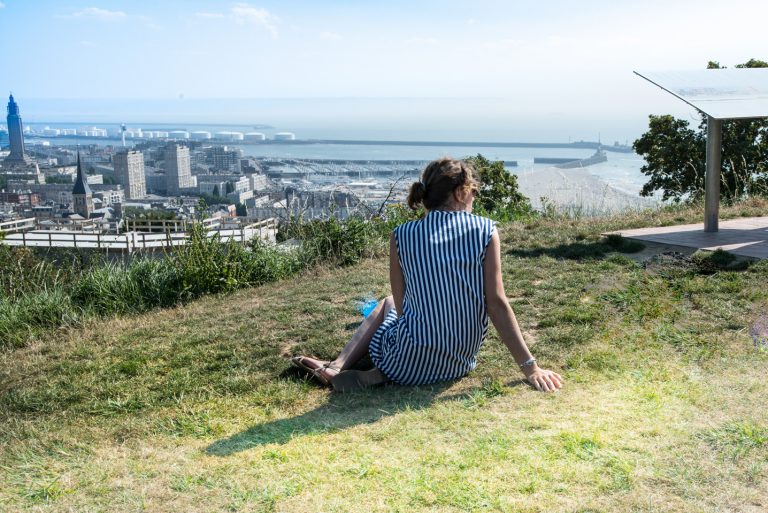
[524,367,564,392]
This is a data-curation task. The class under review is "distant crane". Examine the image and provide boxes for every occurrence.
[120,123,127,147]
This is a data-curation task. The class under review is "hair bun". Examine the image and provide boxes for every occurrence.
[406,180,427,210]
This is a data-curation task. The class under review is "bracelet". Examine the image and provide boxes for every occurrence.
[519,357,537,368]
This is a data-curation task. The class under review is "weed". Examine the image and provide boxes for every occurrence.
[699,421,768,461]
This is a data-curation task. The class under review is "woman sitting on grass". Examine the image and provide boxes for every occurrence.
[292,157,563,393]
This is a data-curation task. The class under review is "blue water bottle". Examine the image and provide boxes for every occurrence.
[358,295,379,318]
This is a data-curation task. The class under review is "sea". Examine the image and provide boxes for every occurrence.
[21,113,651,197]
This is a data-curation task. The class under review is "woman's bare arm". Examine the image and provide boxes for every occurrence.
[390,233,405,317]
[483,230,563,392]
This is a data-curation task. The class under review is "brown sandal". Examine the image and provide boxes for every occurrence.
[291,356,341,387]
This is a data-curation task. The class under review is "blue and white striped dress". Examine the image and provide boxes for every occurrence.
[369,210,496,385]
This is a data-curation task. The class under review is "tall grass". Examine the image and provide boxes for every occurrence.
[0,211,409,350]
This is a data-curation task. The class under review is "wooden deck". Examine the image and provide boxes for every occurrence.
[605,216,768,260]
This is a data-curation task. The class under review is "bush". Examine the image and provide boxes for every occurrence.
[464,154,535,221]
[172,224,255,299]
[71,261,146,315]
[246,239,304,284]
[282,215,382,267]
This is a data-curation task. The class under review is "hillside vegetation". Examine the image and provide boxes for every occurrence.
[1,200,768,512]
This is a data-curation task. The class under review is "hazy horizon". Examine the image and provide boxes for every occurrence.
[7,96,703,144]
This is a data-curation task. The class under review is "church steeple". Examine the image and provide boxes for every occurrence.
[72,151,93,195]
[72,151,93,218]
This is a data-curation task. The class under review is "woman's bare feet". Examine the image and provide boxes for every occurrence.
[290,356,340,386]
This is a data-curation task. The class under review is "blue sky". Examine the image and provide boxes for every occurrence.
[1,1,766,138]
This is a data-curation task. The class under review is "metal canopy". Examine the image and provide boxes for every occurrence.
[634,68,768,120]
[634,68,768,233]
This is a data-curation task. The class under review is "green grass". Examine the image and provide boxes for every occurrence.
[2,200,768,511]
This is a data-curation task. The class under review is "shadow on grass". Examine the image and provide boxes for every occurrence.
[204,374,530,456]
[507,235,645,261]
[507,240,614,261]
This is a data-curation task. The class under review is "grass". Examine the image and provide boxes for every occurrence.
[2,199,768,511]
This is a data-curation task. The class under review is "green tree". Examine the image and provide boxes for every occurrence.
[634,58,768,202]
[45,175,74,184]
[212,185,220,197]
[225,181,235,194]
[235,203,247,216]
[464,154,532,220]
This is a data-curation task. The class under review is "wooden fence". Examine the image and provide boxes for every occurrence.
[1,218,277,253]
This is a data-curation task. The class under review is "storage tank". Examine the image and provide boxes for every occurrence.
[169,130,190,139]
[191,131,212,140]
[274,132,296,141]
[214,131,245,141]
[244,132,266,142]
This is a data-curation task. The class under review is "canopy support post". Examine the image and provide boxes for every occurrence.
[705,116,722,232]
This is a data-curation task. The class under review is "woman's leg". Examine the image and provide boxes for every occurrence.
[292,296,394,382]
[332,295,394,370]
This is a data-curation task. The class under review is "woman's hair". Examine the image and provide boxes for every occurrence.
[406,157,479,211]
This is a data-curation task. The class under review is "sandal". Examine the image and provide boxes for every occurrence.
[291,356,341,387]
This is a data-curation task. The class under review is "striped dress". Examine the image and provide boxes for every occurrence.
[369,210,496,385]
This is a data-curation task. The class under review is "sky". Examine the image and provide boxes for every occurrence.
[1,0,767,141]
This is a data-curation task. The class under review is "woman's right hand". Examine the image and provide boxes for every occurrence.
[524,367,564,392]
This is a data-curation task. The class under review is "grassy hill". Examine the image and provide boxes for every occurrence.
[2,201,768,512]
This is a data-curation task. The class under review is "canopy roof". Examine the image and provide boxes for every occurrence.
[634,68,768,120]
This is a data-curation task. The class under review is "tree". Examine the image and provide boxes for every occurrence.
[212,185,220,197]
[464,154,532,219]
[634,59,768,202]
[225,181,235,194]
[235,203,247,216]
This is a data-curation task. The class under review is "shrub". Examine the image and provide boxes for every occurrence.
[128,258,181,309]
[282,215,381,267]
[71,261,146,315]
[464,154,535,221]
[246,239,304,284]
[172,224,255,299]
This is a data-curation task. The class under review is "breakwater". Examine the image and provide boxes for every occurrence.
[30,134,633,153]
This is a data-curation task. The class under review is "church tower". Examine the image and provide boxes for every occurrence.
[4,94,34,166]
[72,152,93,218]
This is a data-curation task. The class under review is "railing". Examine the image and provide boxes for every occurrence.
[123,216,220,233]
[0,217,36,235]
[1,218,278,252]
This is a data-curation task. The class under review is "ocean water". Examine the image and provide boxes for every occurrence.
[22,105,651,197]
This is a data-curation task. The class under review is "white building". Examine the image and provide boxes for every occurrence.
[114,150,146,200]
[165,144,195,195]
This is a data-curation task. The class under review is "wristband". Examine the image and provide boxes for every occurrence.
[519,357,537,368]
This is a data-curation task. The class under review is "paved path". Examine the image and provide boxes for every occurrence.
[605,216,768,259]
